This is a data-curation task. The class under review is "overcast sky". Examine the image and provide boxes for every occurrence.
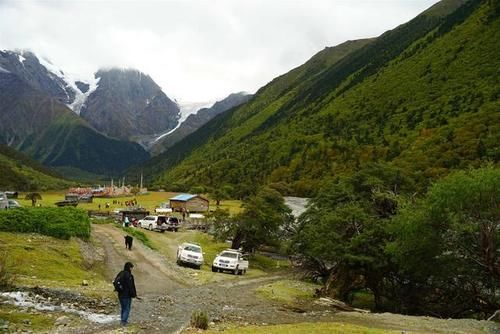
[0,0,439,103]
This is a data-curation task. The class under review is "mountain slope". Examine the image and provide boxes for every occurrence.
[150,92,252,156]
[146,0,498,196]
[126,38,373,185]
[0,72,150,176]
[0,50,75,105]
[80,68,180,141]
[0,144,74,191]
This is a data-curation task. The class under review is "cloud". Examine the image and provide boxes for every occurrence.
[0,0,439,101]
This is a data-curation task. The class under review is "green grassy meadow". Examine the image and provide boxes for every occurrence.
[183,322,401,334]
[0,232,110,295]
[255,279,319,306]
[14,191,242,215]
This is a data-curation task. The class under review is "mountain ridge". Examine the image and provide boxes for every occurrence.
[143,0,498,197]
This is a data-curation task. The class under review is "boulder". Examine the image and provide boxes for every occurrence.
[55,316,70,326]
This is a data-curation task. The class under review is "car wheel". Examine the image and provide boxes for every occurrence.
[211,266,217,272]
[243,269,247,275]
[176,259,181,265]
[138,223,142,228]
[160,230,165,233]
[148,224,153,231]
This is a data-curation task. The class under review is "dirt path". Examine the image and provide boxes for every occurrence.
[92,224,186,295]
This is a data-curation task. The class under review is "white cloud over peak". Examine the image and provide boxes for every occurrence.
[0,0,439,102]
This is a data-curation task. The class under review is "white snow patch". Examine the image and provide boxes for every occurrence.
[153,100,215,143]
[17,54,26,64]
[38,56,64,77]
[0,65,10,73]
[37,54,99,114]
[178,100,217,123]
[37,55,70,100]
[0,291,119,324]
[67,76,100,114]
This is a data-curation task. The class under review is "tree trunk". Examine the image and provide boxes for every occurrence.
[323,265,363,303]
[231,229,244,249]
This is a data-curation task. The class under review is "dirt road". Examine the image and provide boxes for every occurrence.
[86,224,298,333]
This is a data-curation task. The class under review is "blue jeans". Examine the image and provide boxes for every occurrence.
[119,297,132,325]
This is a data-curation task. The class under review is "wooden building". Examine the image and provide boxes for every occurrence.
[169,194,209,212]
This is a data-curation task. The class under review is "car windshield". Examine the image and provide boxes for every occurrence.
[184,245,201,253]
[220,252,238,259]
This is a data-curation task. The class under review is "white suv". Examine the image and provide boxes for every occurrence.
[138,215,168,232]
[176,243,204,269]
[212,249,248,275]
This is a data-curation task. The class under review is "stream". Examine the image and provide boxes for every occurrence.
[0,291,119,324]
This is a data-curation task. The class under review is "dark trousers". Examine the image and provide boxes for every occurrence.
[119,297,132,325]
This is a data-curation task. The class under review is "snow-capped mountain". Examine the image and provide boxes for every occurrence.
[0,50,181,142]
[79,68,180,141]
[0,50,98,114]
[0,50,149,175]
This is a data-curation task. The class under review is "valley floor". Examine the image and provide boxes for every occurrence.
[1,223,498,334]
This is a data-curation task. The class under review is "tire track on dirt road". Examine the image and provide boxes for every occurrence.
[93,224,186,295]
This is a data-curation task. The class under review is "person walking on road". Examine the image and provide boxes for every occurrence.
[124,235,133,250]
[114,262,140,326]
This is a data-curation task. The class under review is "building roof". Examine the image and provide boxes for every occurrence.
[170,193,197,202]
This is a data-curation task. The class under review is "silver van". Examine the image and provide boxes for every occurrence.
[0,192,8,209]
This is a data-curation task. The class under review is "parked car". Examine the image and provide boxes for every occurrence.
[137,215,168,232]
[0,192,8,209]
[8,199,21,208]
[212,249,249,275]
[176,242,204,269]
[165,217,179,232]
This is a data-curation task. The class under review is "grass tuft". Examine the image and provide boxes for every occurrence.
[190,310,209,330]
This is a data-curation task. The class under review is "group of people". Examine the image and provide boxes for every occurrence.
[123,215,138,228]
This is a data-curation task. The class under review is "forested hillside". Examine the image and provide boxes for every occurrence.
[148,0,498,198]
[0,145,74,191]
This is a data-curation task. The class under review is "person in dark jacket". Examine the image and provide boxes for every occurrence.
[116,262,140,326]
[124,235,133,250]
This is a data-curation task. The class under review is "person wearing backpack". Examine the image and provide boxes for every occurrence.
[113,262,140,326]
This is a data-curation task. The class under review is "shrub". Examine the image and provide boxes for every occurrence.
[190,310,209,330]
[0,207,91,240]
